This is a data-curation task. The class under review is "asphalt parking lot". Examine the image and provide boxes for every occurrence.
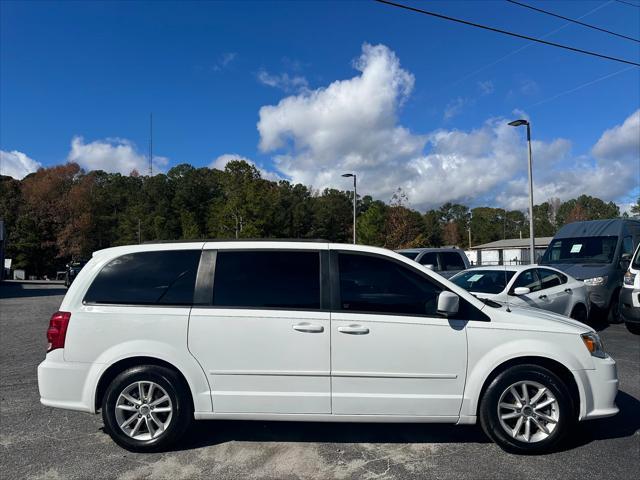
[1,282,638,480]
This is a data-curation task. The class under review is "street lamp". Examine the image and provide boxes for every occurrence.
[508,119,535,264]
[342,173,357,244]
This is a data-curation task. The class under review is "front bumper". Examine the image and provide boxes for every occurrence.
[574,355,619,420]
[619,288,640,324]
[37,349,94,413]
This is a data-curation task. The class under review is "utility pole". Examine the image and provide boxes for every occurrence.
[508,119,536,264]
[342,173,357,244]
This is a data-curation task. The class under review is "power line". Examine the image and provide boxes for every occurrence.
[506,0,640,43]
[445,1,612,91]
[614,0,640,7]
[374,0,640,67]
[528,66,636,107]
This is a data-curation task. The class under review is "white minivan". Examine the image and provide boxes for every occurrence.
[38,241,619,454]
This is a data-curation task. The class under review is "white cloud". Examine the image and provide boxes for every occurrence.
[210,153,282,181]
[497,111,640,210]
[478,80,494,95]
[0,150,42,179]
[520,78,539,96]
[257,69,309,93]
[256,43,639,212]
[212,52,237,71]
[592,109,640,162]
[67,136,167,175]
[443,97,466,120]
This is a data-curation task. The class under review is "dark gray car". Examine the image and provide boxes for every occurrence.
[396,247,470,278]
[540,219,640,323]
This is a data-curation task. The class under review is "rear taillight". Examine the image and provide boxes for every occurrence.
[47,311,71,352]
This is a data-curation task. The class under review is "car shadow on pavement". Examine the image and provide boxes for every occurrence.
[169,390,639,453]
[176,421,490,451]
[561,390,640,451]
[0,282,67,299]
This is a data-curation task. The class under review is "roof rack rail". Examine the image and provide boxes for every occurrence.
[142,238,331,245]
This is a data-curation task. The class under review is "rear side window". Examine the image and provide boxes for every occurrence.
[511,269,541,293]
[338,253,442,316]
[84,250,201,305]
[537,268,566,289]
[213,251,320,309]
[419,252,439,268]
[440,252,466,271]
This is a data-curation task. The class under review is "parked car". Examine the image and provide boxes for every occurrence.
[619,243,640,335]
[64,260,87,287]
[450,265,589,323]
[396,247,470,278]
[38,241,618,454]
[540,219,640,323]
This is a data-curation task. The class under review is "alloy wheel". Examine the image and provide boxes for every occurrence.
[114,381,173,441]
[497,380,559,443]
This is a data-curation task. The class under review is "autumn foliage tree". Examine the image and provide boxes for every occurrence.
[0,161,628,277]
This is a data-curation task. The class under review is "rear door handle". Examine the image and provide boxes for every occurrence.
[564,288,572,293]
[538,294,548,300]
[338,325,370,335]
[293,323,324,333]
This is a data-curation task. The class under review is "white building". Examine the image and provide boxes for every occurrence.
[465,236,553,266]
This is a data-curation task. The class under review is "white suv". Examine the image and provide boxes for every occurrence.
[38,241,619,454]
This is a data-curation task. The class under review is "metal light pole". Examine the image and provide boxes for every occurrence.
[342,173,357,244]
[508,119,535,264]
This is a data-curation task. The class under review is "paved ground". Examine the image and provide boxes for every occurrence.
[1,282,638,480]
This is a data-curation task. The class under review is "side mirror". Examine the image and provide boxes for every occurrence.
[423,264,435,271]
[65,264,70,268]
[513,287,531,295]
[437,291,459,316]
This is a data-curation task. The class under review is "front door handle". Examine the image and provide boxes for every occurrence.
[293,323,324,333]
[538,294,548,300]
[338,325,370,335]
[564,288,572,293]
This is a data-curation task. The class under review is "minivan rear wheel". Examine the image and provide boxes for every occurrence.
[102,365,192,452]
[479,364,575,454]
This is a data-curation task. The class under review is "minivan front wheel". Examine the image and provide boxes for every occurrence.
[102,365,192,452]
[479,364,575,454]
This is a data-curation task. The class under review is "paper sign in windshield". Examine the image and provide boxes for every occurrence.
[570,244,583,253]
[468,274,484,282]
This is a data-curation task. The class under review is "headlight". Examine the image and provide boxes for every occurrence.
[583,276,607,286]
[581,332,606,358]
[624,271,636,286]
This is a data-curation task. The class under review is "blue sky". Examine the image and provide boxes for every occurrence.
[1,0,639,210]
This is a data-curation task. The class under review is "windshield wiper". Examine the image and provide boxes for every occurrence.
[473,296,502,308]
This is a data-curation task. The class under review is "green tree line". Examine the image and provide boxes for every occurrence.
[1,160,633,277]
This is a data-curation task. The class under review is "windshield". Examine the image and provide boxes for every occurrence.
[541,236,618,264]
[633,246,640,270]
[398,251,419,260]
[451,270,515,294]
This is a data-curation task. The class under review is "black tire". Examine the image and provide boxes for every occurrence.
[570,304,588,324]
[102,365,192,452]
[479,364,576,454]
[626,323,640,335]
[607,290,623,324]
